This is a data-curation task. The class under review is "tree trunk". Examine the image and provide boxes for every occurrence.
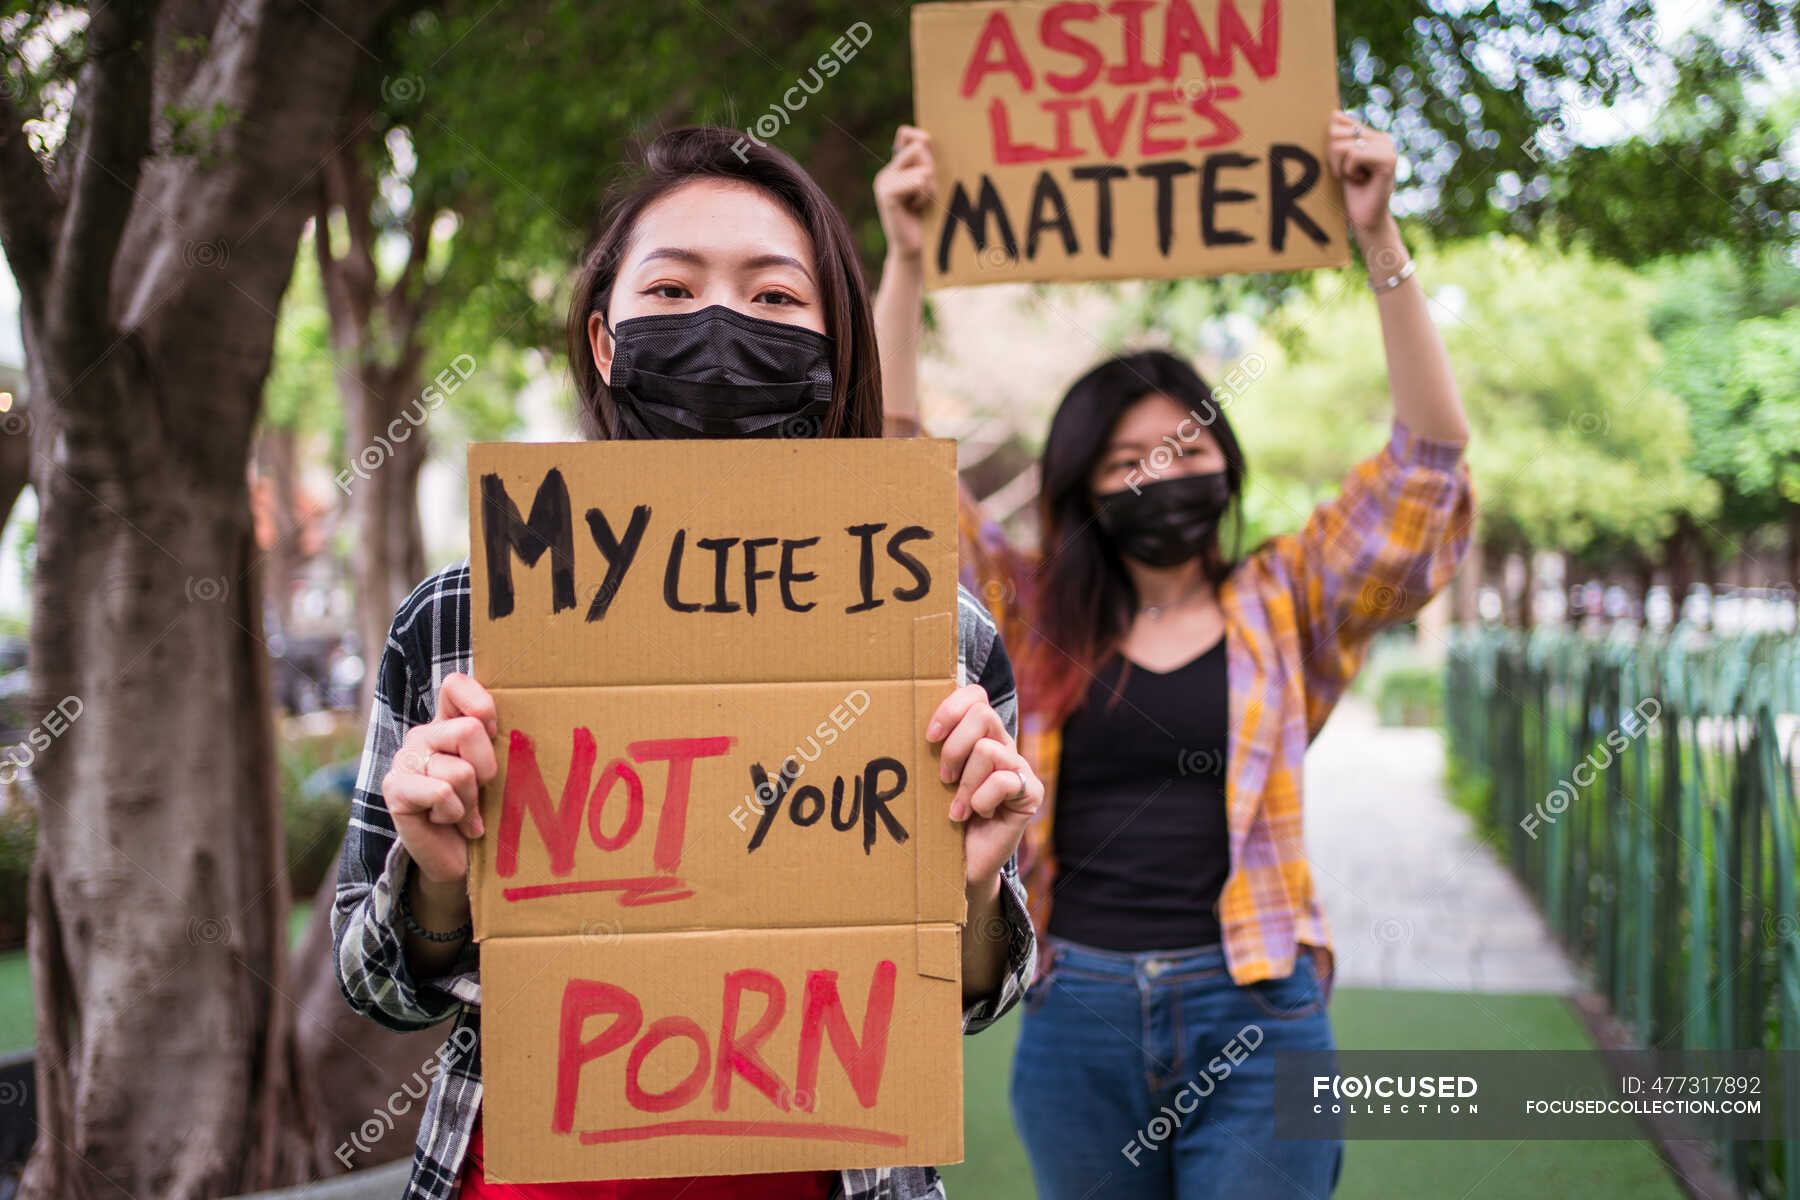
[25,395,309,1197]
[258,425,302,636]
[3,3,404,1195]
[289,847,450,1173]
[314,122,439,713]
[346,363,429,713]
[1518,548,1537,630]
[1665,521,1693,622]
[1450,536,1482,625]
[0,400,29,534]
[1787,502,1800,593]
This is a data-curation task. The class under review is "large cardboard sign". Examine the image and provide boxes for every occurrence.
[466,439,965,1182]
[912,0,1348,287]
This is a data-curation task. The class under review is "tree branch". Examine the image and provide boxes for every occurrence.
[0,90,62,321]
[48,0,159,361]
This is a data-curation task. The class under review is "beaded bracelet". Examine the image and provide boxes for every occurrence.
[399,861,473,942]
[1368,258,1417,294]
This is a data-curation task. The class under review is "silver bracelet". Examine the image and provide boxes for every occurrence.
[1368,258,1417,294]
[399,859,473,943]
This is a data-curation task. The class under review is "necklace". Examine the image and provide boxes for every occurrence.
[1140,580,1210,621]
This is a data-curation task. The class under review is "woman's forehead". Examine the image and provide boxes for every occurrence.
[1107,392,1218,448]
[625,179,816,274]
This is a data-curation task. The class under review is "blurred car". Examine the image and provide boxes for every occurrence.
[267,631,364,714]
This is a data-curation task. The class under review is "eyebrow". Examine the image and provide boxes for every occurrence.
[635,246,815,283]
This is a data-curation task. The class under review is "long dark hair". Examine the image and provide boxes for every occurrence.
[1029,350,1248,726]
[565,126,882,440]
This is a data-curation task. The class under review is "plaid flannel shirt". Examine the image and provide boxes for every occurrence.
[958,418,1475,993]
[332,561,1036,1200]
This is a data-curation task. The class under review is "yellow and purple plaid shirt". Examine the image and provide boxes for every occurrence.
[956,418,1475,992]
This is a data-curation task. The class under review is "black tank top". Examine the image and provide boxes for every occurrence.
[1047,637,1230,951]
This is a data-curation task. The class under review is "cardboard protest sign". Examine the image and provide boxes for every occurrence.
[467,439,966,1182]
[911,0,1348,287]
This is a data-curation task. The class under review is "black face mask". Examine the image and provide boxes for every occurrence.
[1092,471,1232,568]
[602,304,835,439]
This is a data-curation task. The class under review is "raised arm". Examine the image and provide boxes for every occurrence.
[1237,115,1477,738]
[872,125,935,437]
[1329,111,1470,445]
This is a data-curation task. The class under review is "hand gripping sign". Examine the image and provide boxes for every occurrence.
[466,439,967,1182]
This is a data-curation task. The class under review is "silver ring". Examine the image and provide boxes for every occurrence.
[1354,126,1367,144]
[421,751,438,777]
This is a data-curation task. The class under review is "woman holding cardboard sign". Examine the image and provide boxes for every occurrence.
[874,114,1474,1198]
[332,127,1043,1200]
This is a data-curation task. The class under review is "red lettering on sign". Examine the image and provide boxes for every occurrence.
[555,980,640,1133]
[1105,0,1159,85]
[628,735,732,872]
[795,961,897,1110]
[1157,0,1283,83]
[498,728,594,876]
[625,1017,709,1113]
[495,731,732,894]
[714,969,788,1111]
[1139,88,1187,155]
[551,961,902,1137]
[1208,0,1281,80]
[987,98,1051,164]
[1040,2,1103,93]
[960,11,1034,96]
[587,758,643,851]
[1189,84,1243,147]
[1089,93,1139,157]
[578,1120,905,1147]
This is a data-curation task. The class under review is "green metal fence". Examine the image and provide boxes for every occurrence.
[1446,626,1800,1198]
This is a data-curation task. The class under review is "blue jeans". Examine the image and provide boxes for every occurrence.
[1009,938,1343,1200]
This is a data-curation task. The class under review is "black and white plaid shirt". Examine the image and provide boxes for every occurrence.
[331,560,1036,1200]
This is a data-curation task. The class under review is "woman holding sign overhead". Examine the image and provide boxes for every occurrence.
[331,127,1042,1200]
[873,115,1474,1198]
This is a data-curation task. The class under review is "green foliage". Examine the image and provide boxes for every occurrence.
[277,723,365,900]
[1647,248,1800,534]
[1443,752,1500,842]
[1538,38,1800,266]
[1373,660,1443,727]
[264,236,342,441]
[1230,236,1716,560]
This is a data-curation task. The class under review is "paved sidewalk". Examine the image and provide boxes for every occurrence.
[1303,700,1583,994]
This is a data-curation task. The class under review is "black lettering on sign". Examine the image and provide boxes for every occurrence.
[482,470,576,620]
[1025,173,1078,259]
[935,174,1019,275]
[742,537,779,615]
[698,537,740,613]
[1071,164,1128,258]
[1201,153,1258,247]
[779,537,819,613]
[885,527,933,602]
[664,529,701,613]
[744,756,911,855]
[1135,160,1196,256]
[845,523,885,614]
[584,505,652,621]
[1268,144,1330,253]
